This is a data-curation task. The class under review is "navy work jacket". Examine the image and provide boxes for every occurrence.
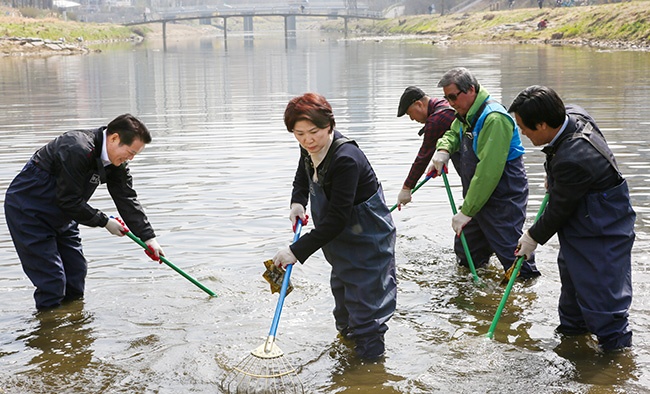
[530,106,621,244]
[31,127,155,240]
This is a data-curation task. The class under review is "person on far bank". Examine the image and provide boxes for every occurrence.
[272,93,397,361]
[427,67,541,279]
[537,18,548,30]
[4,114,165,311]
[395,86,455,209]
[508,85,635,350]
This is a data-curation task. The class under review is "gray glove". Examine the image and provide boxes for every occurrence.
[452,212,472,235]
[105,217,126,236]
[144,237,165,261]
[515,231,538,259]
[289,203,306,225]
[273,246,297,269]
[397,188,412,206]
[428,150,450,174]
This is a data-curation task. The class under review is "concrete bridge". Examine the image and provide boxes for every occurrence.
[125,5,384,43]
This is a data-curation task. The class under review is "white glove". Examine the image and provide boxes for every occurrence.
[544,174,549,190]
[428,150,450,175]
[289,203,307,228]
[397,188,412,207]
[451,211,472,235]
[105,218,126,236]
[144,237,165,261]
[515,230,538,259]
[273,246,297,269]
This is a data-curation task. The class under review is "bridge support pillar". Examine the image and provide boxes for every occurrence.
[284,15,296,38]
[243,16,254,38]
[223,17,228,40]
[162,21,167,50]
[344,17,348,38]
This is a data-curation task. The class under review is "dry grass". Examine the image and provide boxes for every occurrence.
[0,5,148,56]
[326,1,650,48]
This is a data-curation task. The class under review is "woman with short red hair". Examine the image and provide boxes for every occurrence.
[273,93,397,361]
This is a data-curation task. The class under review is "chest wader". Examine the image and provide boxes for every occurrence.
[306,137,397,360]
[553,122,635,350]
[455,102,540,278]
[4,161,90,309]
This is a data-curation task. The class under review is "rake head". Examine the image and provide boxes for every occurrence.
[220,340,304,394]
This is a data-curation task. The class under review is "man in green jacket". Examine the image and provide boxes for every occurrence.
[428,67,540,278]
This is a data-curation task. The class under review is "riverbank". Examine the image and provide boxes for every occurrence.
[0,6,146,56]
[322,1,650,50]
[2,1,650,56]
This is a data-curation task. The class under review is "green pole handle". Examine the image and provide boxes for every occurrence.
[389,170,439,213]
[124,231,218,297]
[486,193,550,339]
[441,170,480,284]
[389,176,430,213]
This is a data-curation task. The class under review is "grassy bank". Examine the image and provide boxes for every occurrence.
[323,1,650,48]
[0,5,149,56]
[0,17,142,42]
[0,9,145,43]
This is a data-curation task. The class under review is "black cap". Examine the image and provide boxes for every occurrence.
[397,86,426,117]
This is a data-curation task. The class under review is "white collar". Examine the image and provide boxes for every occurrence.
[101,129,111,167]
[548,115,569,147]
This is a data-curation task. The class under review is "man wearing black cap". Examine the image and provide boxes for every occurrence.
[396,86,455,209]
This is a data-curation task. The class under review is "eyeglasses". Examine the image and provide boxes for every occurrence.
[444,90,465,102]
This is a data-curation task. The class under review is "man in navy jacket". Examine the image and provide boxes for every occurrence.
[4,114,164,310]
[509,86,635,350]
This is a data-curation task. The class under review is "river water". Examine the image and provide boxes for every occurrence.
[0,29,649,393]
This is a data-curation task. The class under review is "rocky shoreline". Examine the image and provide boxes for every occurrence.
[0,34,147,57]
[0,37,89,56]
[456,37,650,51]
[352,32,650,53]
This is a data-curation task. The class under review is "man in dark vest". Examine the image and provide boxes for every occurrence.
[509,85,635,350]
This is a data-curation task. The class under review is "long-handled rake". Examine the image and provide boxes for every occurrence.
[487,193,549,339]
[112,216,217,297]
[220,221,305,394]
[441,168,480,284]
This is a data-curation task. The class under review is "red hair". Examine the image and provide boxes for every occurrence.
[284,93,336,133]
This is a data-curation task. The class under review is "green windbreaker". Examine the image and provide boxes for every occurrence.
[435,86,513,217]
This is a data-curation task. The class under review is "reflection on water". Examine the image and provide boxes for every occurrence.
[553,335,638,386]
[299,335,407,393]
[21,300,94,375]
[327,357,405,394]
[0,32,649,393]
[6,300,99,392]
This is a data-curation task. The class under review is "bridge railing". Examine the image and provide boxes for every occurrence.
[152,5,382,20]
